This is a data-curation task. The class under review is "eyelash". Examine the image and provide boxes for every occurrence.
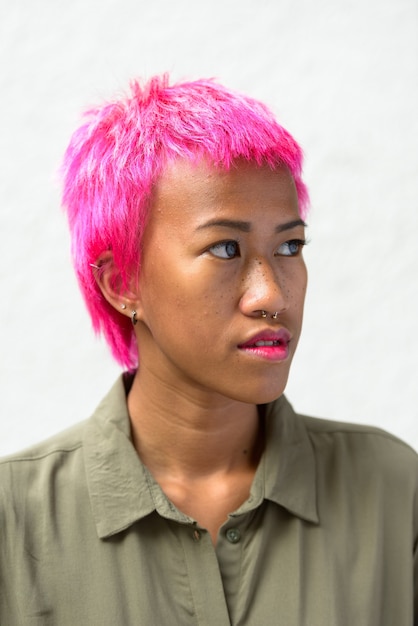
[208,238,308,260]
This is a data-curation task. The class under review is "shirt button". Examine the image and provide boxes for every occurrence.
[226,528,241,544]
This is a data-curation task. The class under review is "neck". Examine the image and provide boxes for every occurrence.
[127,367,263,480]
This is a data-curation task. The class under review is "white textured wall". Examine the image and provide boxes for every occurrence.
[1,0,417,455]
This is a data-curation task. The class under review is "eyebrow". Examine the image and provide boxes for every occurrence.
[196,218,306,233]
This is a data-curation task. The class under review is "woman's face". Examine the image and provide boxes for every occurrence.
[134,159,307,405]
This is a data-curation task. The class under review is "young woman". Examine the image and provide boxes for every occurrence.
[1,76,417,625]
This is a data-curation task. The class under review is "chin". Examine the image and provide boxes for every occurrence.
[227,377,289,406]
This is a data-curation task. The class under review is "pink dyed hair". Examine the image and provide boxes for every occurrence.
[61,75,309,370]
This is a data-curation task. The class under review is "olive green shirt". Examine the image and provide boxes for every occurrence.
[1,375,417,625]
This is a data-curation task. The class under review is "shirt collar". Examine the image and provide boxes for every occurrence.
[84,375,157,538]
[261,395,319,524]
[84,375,318,539]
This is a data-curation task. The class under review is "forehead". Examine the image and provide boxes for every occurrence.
[150,158,299,222]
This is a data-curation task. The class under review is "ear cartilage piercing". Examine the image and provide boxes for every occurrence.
[121,304,127,310]
[131,310,138,326]
[261,310,267,318]
[89,263,101,270]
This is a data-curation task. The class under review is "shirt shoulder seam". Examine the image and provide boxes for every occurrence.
[0,442,82,465]
[302,421,416,455]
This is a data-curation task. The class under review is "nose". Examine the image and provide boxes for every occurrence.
[239,258,288,318]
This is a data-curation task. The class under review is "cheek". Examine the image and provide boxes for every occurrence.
[281,264,307,307]
[294,262,308,295]
[291,277,307,306]
[139,262,234,337]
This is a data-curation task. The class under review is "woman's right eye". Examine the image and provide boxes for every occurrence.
[209,240,240,259]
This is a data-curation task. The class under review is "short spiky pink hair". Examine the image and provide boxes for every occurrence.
[61,75,309,369]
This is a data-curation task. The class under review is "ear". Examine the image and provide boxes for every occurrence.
[92,251,141,322]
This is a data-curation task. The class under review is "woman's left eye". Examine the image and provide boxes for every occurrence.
[276,239,307,257]
[209,240,240,259]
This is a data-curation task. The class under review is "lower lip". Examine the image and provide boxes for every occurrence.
[238,344,290,362]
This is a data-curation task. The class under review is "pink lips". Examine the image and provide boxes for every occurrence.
[238,329,291,362]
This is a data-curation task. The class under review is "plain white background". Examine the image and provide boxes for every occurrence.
[1,0,417,455]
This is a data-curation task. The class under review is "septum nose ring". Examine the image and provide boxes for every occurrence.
[261,310,279,320]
